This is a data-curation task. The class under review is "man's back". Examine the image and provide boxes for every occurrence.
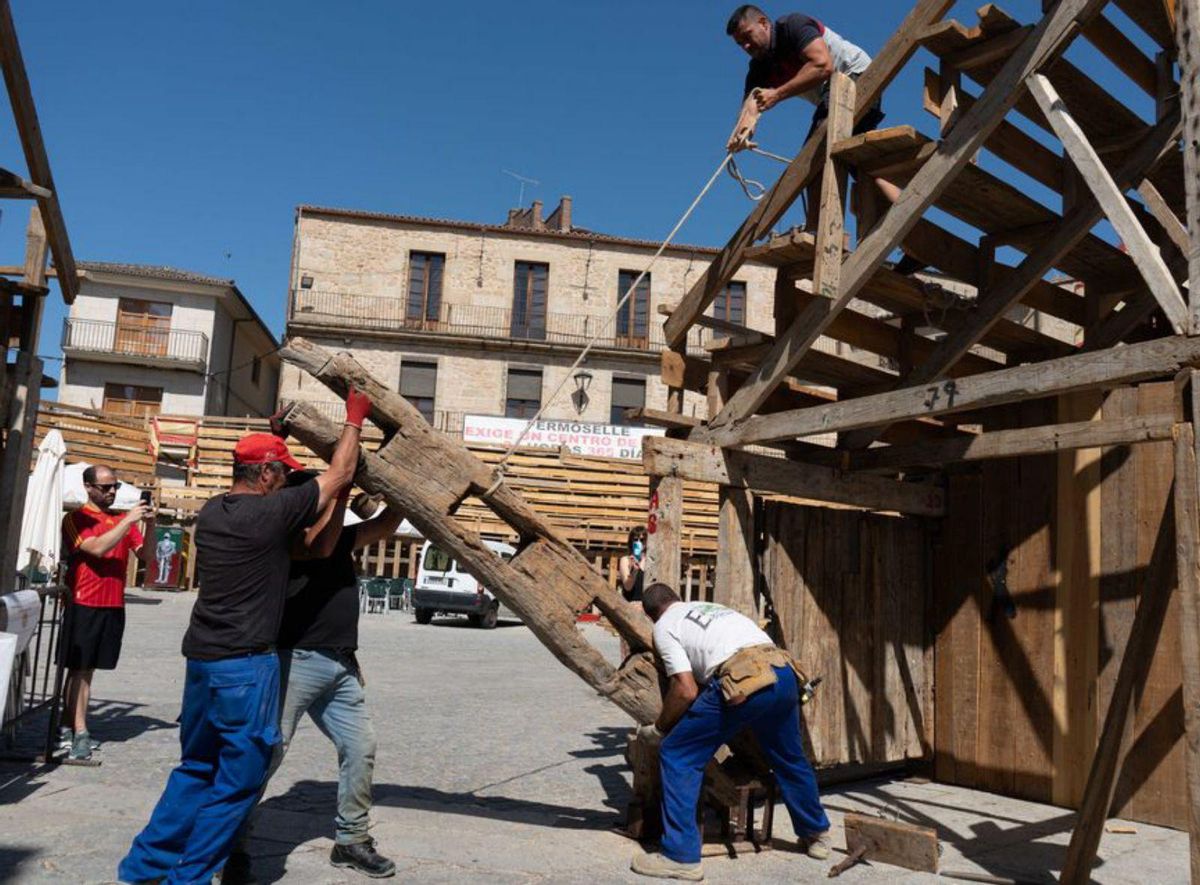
[652,601,773,685]
[182,482,318,660]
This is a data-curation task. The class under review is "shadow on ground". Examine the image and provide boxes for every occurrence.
[248,726,632,883]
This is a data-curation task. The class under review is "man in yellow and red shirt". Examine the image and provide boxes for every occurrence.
[58,463,153,760]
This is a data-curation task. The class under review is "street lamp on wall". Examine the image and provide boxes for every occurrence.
[571,369,593,415]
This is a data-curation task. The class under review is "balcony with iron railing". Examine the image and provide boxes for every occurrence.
[290,289,711,356]
[61,318,209,371]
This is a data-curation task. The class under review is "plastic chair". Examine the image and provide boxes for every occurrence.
[365,577,389,615]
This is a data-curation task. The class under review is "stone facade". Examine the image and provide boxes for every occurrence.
[58,264,280,418]
[281,201,780,427]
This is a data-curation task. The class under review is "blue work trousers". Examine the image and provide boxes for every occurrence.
[118,653,280,885]
[239,648,377,847]
[660,665,830,864]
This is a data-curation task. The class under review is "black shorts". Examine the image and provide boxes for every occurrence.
[57,604,126,671]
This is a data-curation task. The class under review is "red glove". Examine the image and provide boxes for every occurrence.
[344,386,372,428]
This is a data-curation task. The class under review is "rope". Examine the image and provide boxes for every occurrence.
[726,143,792,202]
[481,151,736,495]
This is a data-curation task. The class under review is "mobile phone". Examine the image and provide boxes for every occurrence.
[140,490,153,507]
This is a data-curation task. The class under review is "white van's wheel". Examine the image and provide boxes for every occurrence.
[414,608,433,625]
[480,603,499,630]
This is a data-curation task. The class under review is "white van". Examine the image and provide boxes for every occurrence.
[411,538,518,629]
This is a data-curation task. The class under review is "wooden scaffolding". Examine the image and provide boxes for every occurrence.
[637,1,1200,880]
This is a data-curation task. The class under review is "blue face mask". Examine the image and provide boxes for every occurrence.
[632,540,644,559]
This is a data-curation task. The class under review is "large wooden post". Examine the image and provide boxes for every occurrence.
[1179,0,1200,331]
[0,206,47,587]
[645,475,683,593]
[1174,370,1200,882]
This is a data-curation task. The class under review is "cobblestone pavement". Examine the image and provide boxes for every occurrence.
[0,589,1189,883]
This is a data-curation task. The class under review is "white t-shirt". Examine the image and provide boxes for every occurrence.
[653,602,774,686]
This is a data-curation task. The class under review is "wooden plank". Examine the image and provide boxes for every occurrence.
[1177,382,1200,881]
[842,414,1175,472]
[1060,487,1179,883]
[662,0,955,346]
[843,813,938,873]
[1081,15,1160,97]
[705,334,1200,448]
[1052,393,1102,808]
[702,0,1112,432]
[646,475,683,592]
[1138,179,1191,256]
[1027,73,1186,333]
[812,72,854,307]
[642,437,945,517]
[1115,0,1179,50]
[0,0,77,303]
[714,486,756,616]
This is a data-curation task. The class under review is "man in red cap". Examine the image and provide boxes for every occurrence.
[120,387,372,885]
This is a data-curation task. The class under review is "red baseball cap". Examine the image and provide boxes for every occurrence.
[234,432,303,470]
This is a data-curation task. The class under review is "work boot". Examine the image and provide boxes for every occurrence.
[630,851,704,881]
[329,838,396,878]
[217,848,257,884]
[801,831,832,860]
[68,730,93,761]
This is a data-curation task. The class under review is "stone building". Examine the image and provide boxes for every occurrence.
[279,199,781,432]
[58,262,280,418]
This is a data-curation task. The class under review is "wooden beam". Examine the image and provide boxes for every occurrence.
[1175,387,1200,883]
[714,486,756,616]
[1181,0,1200,333]
[843,813,939,874]
[0,0,77,303]
[1138,179,1191,256]
[646,476,683,592]
[838,105,1183,451]
[1060,486,1179,883]
[661,0,954,347]
[812,72,854,306]
[701,0,1111,435]
[703,334,1200,447]
[642,436,945,518]
[841,414,1175,472]
[1027,73,1187,332]
[1080,15,1160,98]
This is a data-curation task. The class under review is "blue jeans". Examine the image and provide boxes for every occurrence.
[242,648,377,846]
[660,665,830,864]
[119,653,280,885]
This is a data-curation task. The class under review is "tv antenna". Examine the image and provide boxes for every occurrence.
[502,169,539,207]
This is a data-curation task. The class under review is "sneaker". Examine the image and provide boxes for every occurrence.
[217,849,256,884]
[56,726,73,752]
[68,730,93,761]
[329,838,396,878]
[801,831,832,860]
[630,851,704,881]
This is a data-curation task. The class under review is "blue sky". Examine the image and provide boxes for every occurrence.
[0,1,1162,387]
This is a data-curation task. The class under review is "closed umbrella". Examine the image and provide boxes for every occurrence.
[17,429,66,580]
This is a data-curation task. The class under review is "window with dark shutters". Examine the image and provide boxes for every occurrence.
[400,360,438,423]
[615,270,650,349]
[505,366,543,419]
[711,281,746,338]
[610,376,645,426]
[512,261,549,340]
[406,252,445,328]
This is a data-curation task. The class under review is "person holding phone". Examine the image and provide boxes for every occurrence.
[618,525,648,603]
[57,464,155,760]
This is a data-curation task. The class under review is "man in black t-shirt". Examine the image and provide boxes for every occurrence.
[227,481,403,881]
[119,388,372,885]
[724,6,923,273]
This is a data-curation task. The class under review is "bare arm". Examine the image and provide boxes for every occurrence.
[754,37,835,110]
[617,555,641,593]
[78,505,146,558]
[312,388,371,511]
[293,490,350,560]
[656,671,700,734]
[353,506,404,550]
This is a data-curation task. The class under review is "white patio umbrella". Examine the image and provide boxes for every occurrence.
[16,428,66,579]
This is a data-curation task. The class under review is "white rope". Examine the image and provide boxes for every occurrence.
[482,152,736,494]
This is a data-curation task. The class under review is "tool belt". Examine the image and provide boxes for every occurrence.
[714,644,806,706]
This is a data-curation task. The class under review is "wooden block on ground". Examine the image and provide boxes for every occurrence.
[843,813,939,873]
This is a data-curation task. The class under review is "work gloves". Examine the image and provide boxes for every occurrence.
[345,387,372,429]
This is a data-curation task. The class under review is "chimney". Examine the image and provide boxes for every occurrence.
[545,195,573,232]
[531,199,544,230]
